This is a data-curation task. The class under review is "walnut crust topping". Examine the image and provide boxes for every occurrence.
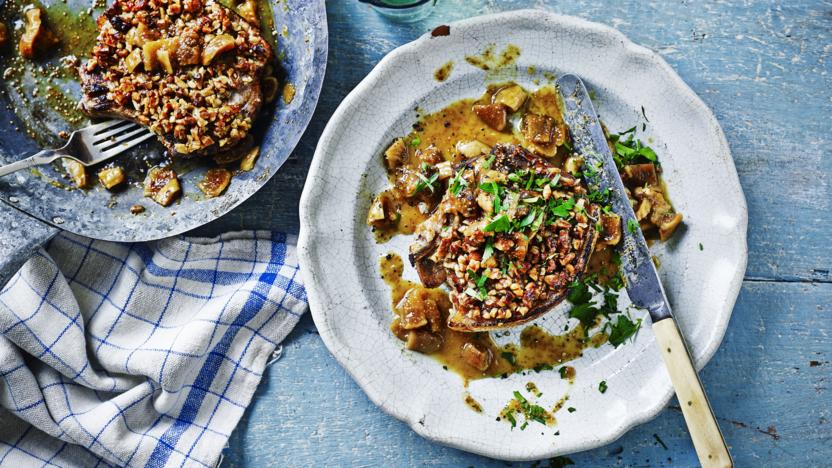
[409,144,600,331]
[80,0,272,157]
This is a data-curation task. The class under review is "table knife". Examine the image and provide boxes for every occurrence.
[556,74,733,468]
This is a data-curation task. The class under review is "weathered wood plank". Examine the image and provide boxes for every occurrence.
[222,281,830,466]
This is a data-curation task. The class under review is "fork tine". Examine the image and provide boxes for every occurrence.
[92,122,141,144]
[84,119,134,135]
[99,131,155,159]
[96,127,151,150]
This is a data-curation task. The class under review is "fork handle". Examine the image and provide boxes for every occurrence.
[653,318,733,467]
[0,149,63,178]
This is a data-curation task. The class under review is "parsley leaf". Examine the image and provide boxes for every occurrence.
[567,280,592,304]
[627,218,639,234]
[484,214,511,233]
[411,136,421,147]
[513,391,549,425]
[609,127,659,167]
[482,239,494,262]
[599,380,608,393]
[479,181,499,195]
[549,197,575,218]
[482,154,495,169]
[449,169,467,196]
[518,209,537,228]
[608,315,643,347]
[414,172,439,194]
[569,302,601,327]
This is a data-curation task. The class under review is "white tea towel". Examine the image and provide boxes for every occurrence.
[0,231,307,467]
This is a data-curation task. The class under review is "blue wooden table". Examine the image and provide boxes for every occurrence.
[205,0,832,465]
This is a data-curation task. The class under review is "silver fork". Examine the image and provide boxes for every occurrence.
[0,119,154,177]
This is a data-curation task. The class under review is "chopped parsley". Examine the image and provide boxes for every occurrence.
[482,154,495,169]
[411,136,421,146]
[518,208,538,228]
[627,218,639,234]
[449,169,467,196]
[504,411,517,429]
[549,197,575,218]
[609,127,658,168]
[550,173,561,187]
[567,407,576,413]
[569,302,600,327]
[414,171,438,194]
[607,314,643,347]
[483,214,511,233]
[558,367,569,379]
[699,243,704,251]
[465,269,489,301]
[482,239,494,262]
[599,380,608,393]
[513,391,549,425]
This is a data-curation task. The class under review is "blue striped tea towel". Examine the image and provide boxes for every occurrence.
[0,231,307,467]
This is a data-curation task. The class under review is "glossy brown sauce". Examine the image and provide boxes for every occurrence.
[381,252,606,385]
[372,84,568,243]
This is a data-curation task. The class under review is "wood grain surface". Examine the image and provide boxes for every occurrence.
[209,0,831,465]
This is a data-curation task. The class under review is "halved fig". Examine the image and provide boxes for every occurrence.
[473,103,507,131]
[598,213,622,245]
[385,138,407,169]
[493,84,527,112]
[461,342,492,371]
[623,163,659,187]
[197,168,232,198]
[144,166,180,206]
[98,166,125,189]
[405,330,443,353]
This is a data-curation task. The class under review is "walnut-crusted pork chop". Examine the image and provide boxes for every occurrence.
[79,0,272,158]
[409,144,600,331]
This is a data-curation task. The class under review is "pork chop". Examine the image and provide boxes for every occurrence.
[79,0,272,158]
[409,144,600,331]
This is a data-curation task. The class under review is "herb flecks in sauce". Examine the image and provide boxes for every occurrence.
[465,43,521,71]
[464,393,483,413]
[433,60,453,82]
[500,389,555,430]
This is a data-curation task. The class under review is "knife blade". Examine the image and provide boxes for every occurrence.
[556,74,733,468]
[555,74,671,322]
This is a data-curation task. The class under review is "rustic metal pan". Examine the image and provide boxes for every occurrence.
[0,0,328,286]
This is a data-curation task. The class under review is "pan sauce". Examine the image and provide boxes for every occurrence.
[370,82,683,384]
[381,252,606,384]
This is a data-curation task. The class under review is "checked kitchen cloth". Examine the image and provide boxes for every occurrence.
[0,231,307,467]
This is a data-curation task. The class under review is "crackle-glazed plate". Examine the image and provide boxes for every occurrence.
[298,10,747,460]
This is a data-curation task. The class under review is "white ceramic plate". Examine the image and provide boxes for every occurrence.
[298,10,747,460]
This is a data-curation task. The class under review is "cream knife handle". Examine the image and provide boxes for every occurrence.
[653,318,733,468]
